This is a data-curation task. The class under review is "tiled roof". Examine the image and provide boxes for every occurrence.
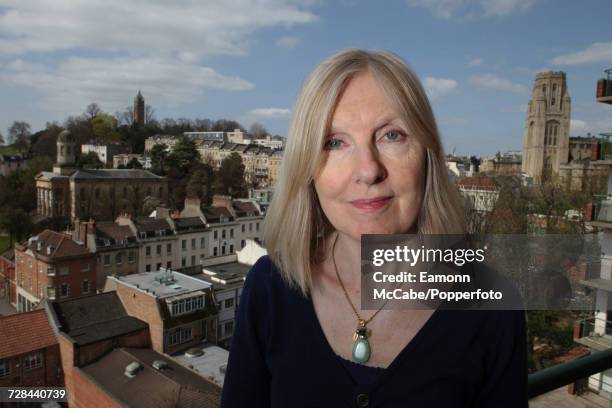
[203,207,234,222]
[0,309,57,359]
[0,248,14,262]
[96,223,136,241]
[174,217,206,230]
[70,169,163,180]
[18,229,91,259]
[52,292,148,346]
[232,201,259,217]
[80,347,221,408]
[133,217,172,233]
[457,177,498,191]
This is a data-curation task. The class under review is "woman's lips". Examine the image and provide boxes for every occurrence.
[351,196,392,210]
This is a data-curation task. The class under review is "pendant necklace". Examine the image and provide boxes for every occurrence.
[331,234,390,364]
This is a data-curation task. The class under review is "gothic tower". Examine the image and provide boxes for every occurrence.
[53,129,76,176]
[134,90,145,126]
[521,71,571,183]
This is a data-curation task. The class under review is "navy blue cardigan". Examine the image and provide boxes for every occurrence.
[220,256,528,407]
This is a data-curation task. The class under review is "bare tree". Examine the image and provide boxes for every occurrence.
[84,103,103,121]
[116,106,135,126]
[8,121,31,146]
[145,105,156,124]
[0,130,4,145]
[249,122,267,139]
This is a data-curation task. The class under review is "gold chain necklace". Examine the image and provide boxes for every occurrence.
[331,234,390,364]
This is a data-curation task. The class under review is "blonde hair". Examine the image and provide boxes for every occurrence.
[264,49,466,296]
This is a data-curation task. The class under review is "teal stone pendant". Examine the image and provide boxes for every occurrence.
[351,320,371,363]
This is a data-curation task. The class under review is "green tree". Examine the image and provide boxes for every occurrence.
[215,152,246,197]
[77,151,104,169]
[126,157,143,169]
[167,136,199,176]
[0,207,32,245]
[92,114,121,142]
[150,144,169,175]
[8,121,31,151]
[186,163,215,205]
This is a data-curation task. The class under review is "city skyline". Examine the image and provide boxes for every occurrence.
[0,0,611,156]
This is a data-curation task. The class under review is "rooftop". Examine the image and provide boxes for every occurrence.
[51,291,148,346]
[172,343,229,387]
[70,169,163,180]
[0,309,57,359]
[115,269,212,299]
[18,229,92,259]
[195,262,250,290]
[79,347,221,408]
[457,176,499,191]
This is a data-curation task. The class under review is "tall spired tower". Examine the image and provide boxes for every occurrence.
[522,72,571,183]
[134,90,145,126]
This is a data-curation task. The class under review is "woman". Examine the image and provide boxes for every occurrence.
[221,49,527,407]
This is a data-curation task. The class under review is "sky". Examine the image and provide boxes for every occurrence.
[0,0,611,156]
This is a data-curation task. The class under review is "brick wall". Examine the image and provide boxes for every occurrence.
[72,368,120,408]
[115,284,165,352]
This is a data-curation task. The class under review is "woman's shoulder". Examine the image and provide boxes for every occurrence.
[243,255,297,298]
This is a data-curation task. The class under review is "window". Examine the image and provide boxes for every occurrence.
[241,224,245,233]
[167,327,193,346]
[167,261,172,269]
[0,360,10,377]
[128,251,135,263]
[224,321,234,335]
[182,258,186,267]
[256,222,260,232]
[28,277,32,289]
[28,259,32,269]
[59,266,69,276]
[221,246,226,256]
[552,83,557,105]
[213,247,218,257]
[230,244,234,253]
[116,253,123,265]
[81,263,90,272]
[82,280,90,294]
[146,264,151,272]
[47,286,56,299]
[224,298,234,308]
[145,246,151,257]
[182,240,186,250]
[167,243,172,255]
[191,238,196,249]
[222,229,226,239]
[156,244,162,256]
[230,228,234,238]
[200,237,205,248]
[24,352,42,371]
[60,283,70,298]
[214,230,218,239]
[156,263,161,270]
[191,255,195,266]
[249,223,253,232]
[123,187,127,198]
[241,240,245,248]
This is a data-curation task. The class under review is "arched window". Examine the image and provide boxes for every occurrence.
[552,83,557,105]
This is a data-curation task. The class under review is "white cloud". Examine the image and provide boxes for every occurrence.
[422,77,458,100]
[549,42,612,66]
[407,0,536,19]
[570,119,586,134]
[276,36,301,48]
[469,74,528,93]
[0,1,318,116]
[0,57,254,114]
[466,57,482,68]
[247,107,292,119]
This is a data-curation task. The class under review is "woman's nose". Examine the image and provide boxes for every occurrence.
[352,144,386,185]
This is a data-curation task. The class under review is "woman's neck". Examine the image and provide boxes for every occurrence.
[328,231,363,290]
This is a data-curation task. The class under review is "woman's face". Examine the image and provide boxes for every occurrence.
[314,72,426,241]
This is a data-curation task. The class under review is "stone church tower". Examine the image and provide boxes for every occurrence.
[134,90,145,126]
[521,71,571,183]
[52,129,76,176]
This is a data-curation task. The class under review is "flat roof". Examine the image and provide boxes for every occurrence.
[172,343,229,387]
[116,269,212,298]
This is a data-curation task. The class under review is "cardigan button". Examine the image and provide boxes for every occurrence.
[356,393,369,407]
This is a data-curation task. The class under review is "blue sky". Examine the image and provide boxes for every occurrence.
[0,0,611,156]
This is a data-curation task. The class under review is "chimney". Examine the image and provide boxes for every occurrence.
[212,195,232,210]
[155,207,170,219]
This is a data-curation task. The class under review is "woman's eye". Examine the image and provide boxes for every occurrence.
[323,137,344,150]
[382,130,403,141]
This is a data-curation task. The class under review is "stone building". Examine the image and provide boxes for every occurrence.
[134,90,145,126]
[81,140,129,166]
[521,71,571,183]
[35,130,168,221]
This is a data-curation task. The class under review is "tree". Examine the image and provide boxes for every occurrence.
[0,207,32,245]
[150,144,169,175]
[213,119,244,132]
[8,121,31,150]
[167,136,199,176]
[249,122,268,139]
[116,106,135,126]
[215,152,246,197]
[77,151,104,169]
[31,123,63,160]
[186,163,215,205]
[0,130,4,145]
[145,105,156,124]
[126,157,143,169]
[92,114,120,142]
[84,103,103,120]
